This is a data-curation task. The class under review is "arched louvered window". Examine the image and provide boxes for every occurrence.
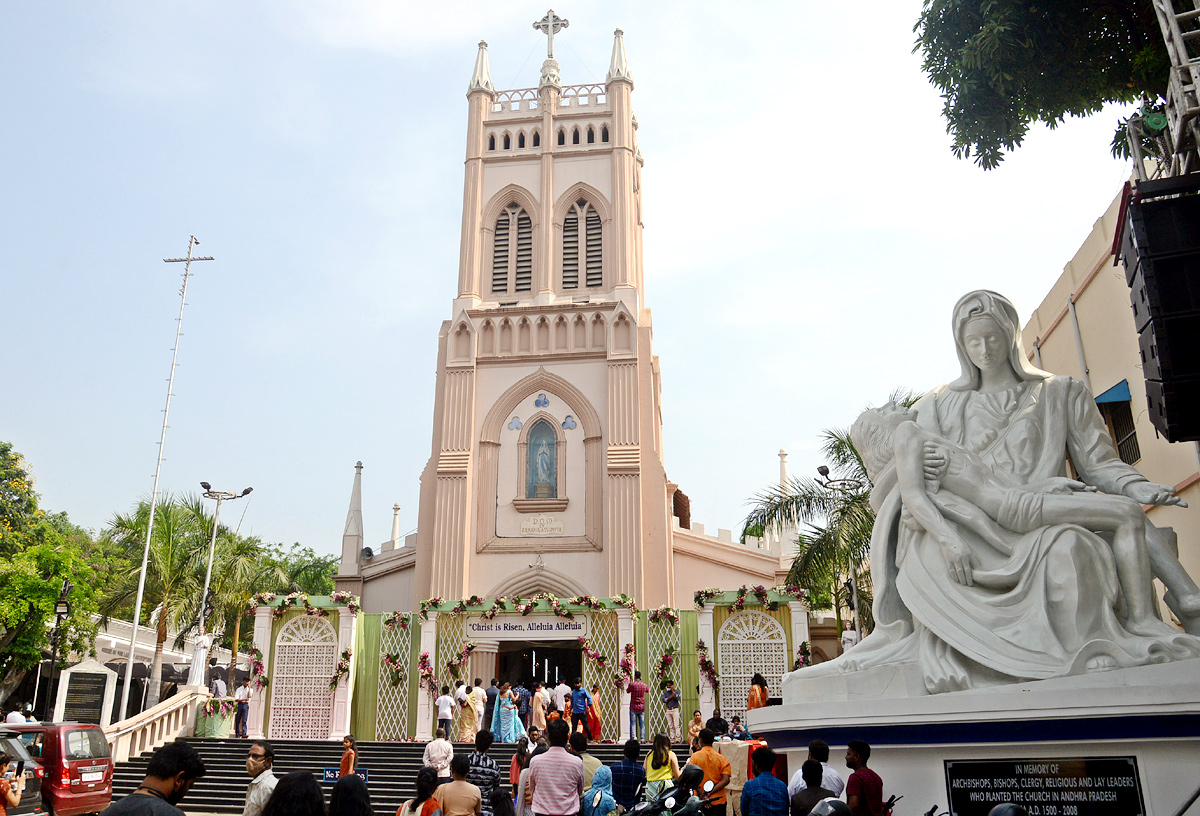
[601,126,609,143]
[518,132,526,149]
[587,127,595,144]
[533,131,540,147]
[488,134,496,150]
[558,129,566,146]
[572,128,581,145]
[503,133,511,149]
[492,204,534,294]
[562,199,602,289]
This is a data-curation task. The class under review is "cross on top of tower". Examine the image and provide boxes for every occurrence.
[533,9,569,58]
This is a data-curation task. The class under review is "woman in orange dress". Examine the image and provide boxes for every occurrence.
[746,673,769,712]
[586,683,603,740]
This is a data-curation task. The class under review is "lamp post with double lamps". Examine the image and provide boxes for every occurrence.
[816,465,865,645]
[44,579,73,721]
[187,483,252,686]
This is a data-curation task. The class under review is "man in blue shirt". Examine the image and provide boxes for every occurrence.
[570,677,594,739]
[515,679,532,728]
[610,739,647,810]
[740,748,789,816]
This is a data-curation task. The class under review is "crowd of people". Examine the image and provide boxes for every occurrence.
[97,722,888,816]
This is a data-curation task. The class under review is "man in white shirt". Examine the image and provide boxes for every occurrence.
[243,740,278,816]
[423,727,454,782]
[233,677,252,738]
[786,739,845,798]
[5,702,26,723]
[436,685,456,737]
[553,680,571,713]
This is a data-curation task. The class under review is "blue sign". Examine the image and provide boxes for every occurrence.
[323,768,368,783]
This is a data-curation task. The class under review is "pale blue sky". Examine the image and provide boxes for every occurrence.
[3,2,1136,555]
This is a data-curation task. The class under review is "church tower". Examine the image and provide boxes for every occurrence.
[412,17,676,607]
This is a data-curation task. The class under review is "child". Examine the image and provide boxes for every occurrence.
[339,735,357,779]
[851,403,1174,636]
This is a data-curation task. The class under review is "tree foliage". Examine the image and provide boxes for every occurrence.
[0,443,101,683]
[914,0,1170,168]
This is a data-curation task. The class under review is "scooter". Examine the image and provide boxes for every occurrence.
[620,765,711,816]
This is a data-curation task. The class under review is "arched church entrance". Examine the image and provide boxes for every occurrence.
[717,610,787,722]
[269,615,338,740]
[495,641,582,688]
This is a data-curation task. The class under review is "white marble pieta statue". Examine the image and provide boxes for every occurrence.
[785,290,1200,698]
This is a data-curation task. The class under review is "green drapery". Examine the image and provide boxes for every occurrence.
[678,610,699,720]
[350,613,382,740]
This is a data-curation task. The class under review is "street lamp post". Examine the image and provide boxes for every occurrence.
[817,465,865,645]
[44,579,73,722]
[186,483,252,687]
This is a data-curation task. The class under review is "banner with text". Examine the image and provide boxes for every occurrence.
[465,613,589,640]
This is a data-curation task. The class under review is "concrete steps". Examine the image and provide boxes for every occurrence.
[113,738,689,814]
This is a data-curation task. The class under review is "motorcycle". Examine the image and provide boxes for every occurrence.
[619,765,712,816]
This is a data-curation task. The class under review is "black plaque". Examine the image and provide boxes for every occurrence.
[62,672,108,724]
[945,758,1144,816]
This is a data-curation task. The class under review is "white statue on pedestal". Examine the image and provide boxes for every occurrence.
[786,290,1200,699]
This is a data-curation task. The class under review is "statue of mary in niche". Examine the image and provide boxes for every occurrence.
[527,420,557,499]
[785,290,1200,698]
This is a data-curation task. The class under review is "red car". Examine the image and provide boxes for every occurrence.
[7,724,111,816]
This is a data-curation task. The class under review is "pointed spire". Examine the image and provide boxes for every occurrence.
[390,503,401,547]
[468,40,495,94]
[606,28,633,84]
[343,461,364,538]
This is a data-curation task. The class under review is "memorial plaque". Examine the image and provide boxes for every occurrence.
[62,672,108,724]
[945,757,1144,816]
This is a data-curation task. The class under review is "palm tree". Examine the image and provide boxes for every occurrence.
[101,495,206,708]
[744,427,875,635]
[203,532,287,684]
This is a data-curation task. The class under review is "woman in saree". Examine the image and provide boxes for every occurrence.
[586,683,603,741]
[456,683,479,742]
[491,682,528,743]
[807,290,1200,694]
[529,682,548,733]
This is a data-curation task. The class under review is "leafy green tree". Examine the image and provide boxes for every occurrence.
[272,544,338,595]
[914,0,1170,168]
[0,443,101,699]
[200,533,287,682]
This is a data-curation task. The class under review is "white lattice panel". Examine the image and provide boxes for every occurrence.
[437,614,467,684]
[582,611,618,741]
[645,617,681,739]
[269,616,338,740]
[716,611,787,723]
[376,617,413,740]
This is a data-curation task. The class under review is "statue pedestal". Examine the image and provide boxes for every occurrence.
[748,660,1200,815]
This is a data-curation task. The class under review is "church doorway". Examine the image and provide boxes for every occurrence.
[495,641,581,687]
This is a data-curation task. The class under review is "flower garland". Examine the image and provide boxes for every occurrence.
[249,646,269,690]
[418,597,444,622]
[246,592,277,617]
[418,651,438,697]
[793,640,812,670]
[330,591,362,616]
[449,595,486,616]
[653,645,677,681]
[696,639,719,692]
[482,596,516,620]
[577,637,609,669]
[383,611,411,632]
[567,595,604,611]
[382,652,406,687]
[693,588,723,609]
[330,648,353,690]
[732,584,778,611]
[610,594,639,614]
[778,584,808,603]
[445,642,476,679]
[647,605,680,626]
[614,643,636,689]
[200,697,237,718]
